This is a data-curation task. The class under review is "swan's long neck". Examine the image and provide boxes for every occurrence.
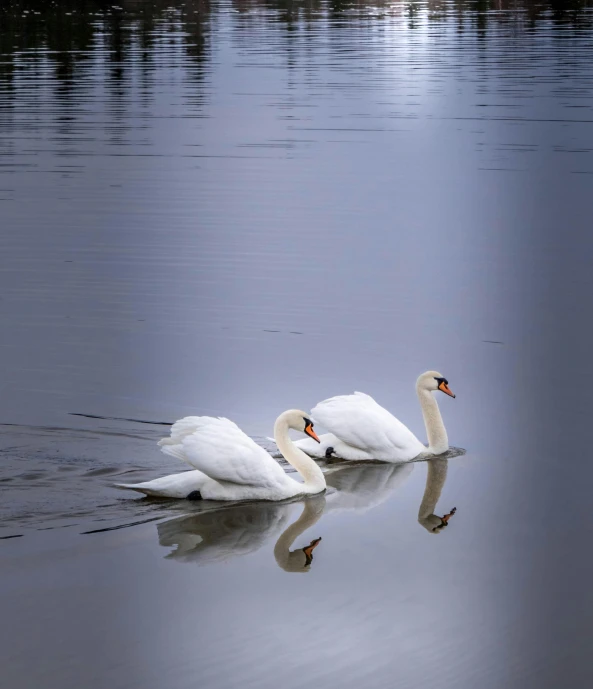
[274,416,326,495]
[417,388,449,454]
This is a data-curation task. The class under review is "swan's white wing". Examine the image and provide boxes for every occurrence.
[159,416,289,488]
[311,392,425,459]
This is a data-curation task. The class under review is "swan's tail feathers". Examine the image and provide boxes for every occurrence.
[114,470,207,499]
[265,434,324,458]
[292,436,329,458]
[159,443,187,463]
[114,482,158,496]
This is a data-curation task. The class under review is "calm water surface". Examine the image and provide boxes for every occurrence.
[1,1,593,688]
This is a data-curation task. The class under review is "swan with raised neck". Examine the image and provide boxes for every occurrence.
[281,370,456,462]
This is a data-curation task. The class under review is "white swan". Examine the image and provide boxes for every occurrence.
[284,371,456,462]
[115,410,325,501]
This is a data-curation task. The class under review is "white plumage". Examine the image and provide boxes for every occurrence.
[306,392,425,461]
[285,371,456,462]
[159,416,288,487]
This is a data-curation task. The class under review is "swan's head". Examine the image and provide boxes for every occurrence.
[417,370,455,398]
[282,409,321,443]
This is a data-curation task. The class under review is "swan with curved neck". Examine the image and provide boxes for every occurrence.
[116,409,326,501]
[282,371,456,462]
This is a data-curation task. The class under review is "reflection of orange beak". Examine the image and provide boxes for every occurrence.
[305,425,321,443]
[441,507,457,523]
[438,381,456,398]
[303,537,322,565]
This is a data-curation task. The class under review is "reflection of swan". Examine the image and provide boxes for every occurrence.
[272,371,456,462]
[273,497,324,572]
[417,458,457,534]
[157,462,412,569]
[158,496,325,572]
[116,410,325,501]
[324,461,414,514]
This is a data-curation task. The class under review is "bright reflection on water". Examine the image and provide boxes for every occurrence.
[1,1,593,688]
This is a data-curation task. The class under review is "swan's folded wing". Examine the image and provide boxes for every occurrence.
[172,418,289,487]
[159,416,226,445]
[311,392,425,457]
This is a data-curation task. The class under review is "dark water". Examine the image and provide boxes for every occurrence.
[1,1,593,687]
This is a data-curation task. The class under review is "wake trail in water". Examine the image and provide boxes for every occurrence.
[69,413,173,426]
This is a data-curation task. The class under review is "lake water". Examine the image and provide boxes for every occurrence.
[1,1,593,687]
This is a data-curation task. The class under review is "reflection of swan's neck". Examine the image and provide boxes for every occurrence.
[273,497,325,572]
[417,388,448,454]
[274,415,326,494]
[418,458,449,532]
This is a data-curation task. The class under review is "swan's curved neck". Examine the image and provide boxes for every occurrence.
[417,388,448,454]
[273,497,325,571]
[274,416,326,495]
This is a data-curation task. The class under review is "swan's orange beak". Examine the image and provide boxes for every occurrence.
[303,537,322,566]
[438,381,456,398]
[305,423,321,443]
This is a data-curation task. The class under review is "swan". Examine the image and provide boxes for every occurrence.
[417,458,457,533]
[276,370,456,462]
[115,410,325,501]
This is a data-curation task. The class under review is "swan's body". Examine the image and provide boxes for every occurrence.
[284,371,456,463]
[116,410,325,501]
